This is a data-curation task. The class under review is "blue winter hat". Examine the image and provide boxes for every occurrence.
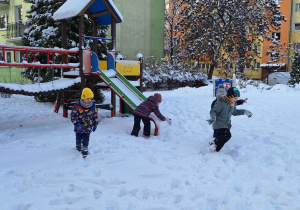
[226,87,240,99]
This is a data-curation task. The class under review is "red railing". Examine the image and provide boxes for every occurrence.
[0,45,80,68]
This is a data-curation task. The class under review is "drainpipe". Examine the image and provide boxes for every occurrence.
[288,0,294,72]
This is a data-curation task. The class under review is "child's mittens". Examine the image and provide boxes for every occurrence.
[165,117,172,125]
[75,123,84,134]
[244,110,252,118]
[207,117,216,125]
[92,125,97,132]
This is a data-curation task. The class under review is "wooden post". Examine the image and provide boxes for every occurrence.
[79,15,85,91]
[111,18,116,51]
[92,18,98,53]
[111,17,117,116]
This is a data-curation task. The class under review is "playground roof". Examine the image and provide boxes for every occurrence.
[53,0,123,26]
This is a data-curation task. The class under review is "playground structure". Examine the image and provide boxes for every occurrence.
[0,0,160,135]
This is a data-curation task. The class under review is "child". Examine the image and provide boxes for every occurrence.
[211,84,248,109]
[207,87,252,152]
[71,87,98,157]
[211,84,248,138]
[131,93,171,137]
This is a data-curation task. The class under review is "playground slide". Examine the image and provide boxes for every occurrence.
[90,51,146,110]
[90,51,159,135]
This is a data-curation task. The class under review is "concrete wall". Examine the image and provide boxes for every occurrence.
[110,0,165,60]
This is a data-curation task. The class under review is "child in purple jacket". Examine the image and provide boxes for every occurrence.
[131,93,171,137]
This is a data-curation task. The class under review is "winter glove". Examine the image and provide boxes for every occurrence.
[207,116,216,125]
[92,125,97,132]
[165,117,172,125]
[244,110,252,118]
[75,123,84,134]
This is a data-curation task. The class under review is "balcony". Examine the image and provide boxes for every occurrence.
[6,21,27,44]
[0,0,9,6]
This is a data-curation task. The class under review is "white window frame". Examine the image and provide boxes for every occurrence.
[255,45,261,54]
[200,63,209,69]
[0,51,12,63]
[296,4,300,12]
[272,32,281,41]
[246,27,253,33]
[244,63,250,69]
[254,62,260,69]
[295,23,300,31]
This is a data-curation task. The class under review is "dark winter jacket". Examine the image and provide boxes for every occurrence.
[71,99,98,133]
[133,96,166,121]
[210,98,245,130]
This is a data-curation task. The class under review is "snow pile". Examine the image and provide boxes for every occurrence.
[0,83,300,209]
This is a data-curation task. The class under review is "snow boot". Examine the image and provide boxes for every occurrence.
[76,145,81,152]
[209,140,217,152]
[81,150,88,158]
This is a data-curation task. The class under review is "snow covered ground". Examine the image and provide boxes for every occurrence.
[0,82,300,210]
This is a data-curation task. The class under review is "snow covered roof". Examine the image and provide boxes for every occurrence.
[53,0,123,26]
[0,77,81,95]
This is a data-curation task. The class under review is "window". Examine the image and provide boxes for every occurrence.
[0,13,8,29]
[272,32,280,41]
[15,51,26,63]
[227,46,234,53]
[293,43,300,52]
[296,4,300,12]
[270,51,280,62]
[245,45,251,51]
[244,63,250,69]
[0,51,12,62]
[15,5,22,22]
[254,62,260,69]
[246,27,253,33]
[295,23,300,31]
[254,45,261,53]
[200,63,209,69]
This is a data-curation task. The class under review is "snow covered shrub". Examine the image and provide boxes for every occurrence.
[289,53,300,87]
[142,57,208,90]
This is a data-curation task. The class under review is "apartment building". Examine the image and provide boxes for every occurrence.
[0,0,31,83]
[165,0,299,81]
[289,0,300,64]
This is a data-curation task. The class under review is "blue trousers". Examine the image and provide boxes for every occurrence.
[214,128,232,152]
[131,114,151,137]
[76,133,90,150]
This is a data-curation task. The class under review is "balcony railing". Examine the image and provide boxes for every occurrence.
[6,22,27,43]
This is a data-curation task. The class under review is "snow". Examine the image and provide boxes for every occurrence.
[1,82,300,209]
[266,72,291,86]
[53,0,123,24]
[0,78,81,92]
[53,0,91,21]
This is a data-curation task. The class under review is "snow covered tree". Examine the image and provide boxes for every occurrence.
[21,0,108,83]
[164,0,183,66]
[177,0,285,79]
[289,53,300,87]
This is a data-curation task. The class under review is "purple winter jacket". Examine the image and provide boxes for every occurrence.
[133,96,166,121]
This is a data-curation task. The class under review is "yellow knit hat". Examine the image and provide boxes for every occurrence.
[81,88,94,99]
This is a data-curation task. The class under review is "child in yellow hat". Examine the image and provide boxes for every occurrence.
[70,88,98,158]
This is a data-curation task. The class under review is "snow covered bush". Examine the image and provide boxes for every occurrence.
[289,53,300,87]
[143,56,208,90]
